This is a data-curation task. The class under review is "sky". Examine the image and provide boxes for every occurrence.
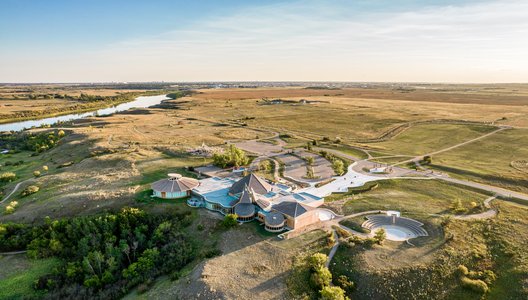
[1,0,527,83]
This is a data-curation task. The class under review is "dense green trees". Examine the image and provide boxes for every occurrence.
[0,129,66,153]
[0,207,197,299]
[212,144,249,168]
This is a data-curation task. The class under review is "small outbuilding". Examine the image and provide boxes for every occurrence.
[151,173,199,199]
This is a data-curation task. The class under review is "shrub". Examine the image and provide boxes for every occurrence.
[460,276,489,294]
[222,214,239,228]
[320,285,348,300]
[21,185,40,196]
[310,267,332,289]
[308,253,328,270]
[336,275,354,293]
[42,165,49,171]
[0,172,16,183]
[33,170,41,177]
[374,228,386,245]
[457,265,469,276]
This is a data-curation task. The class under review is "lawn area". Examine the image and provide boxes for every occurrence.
[341,179,490,218]
[368,123,497,156]
[429,128,528,194]
[0,256,61,299]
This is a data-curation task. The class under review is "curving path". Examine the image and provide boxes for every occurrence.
[0,179,31,204]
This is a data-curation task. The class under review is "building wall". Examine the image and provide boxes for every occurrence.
[153,190,189,199]
[293,210,320,229]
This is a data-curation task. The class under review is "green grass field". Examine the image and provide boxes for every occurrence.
[429,128,528,194]
[0,256,60,299]
[367,123,497,156]
[341,179,489,217]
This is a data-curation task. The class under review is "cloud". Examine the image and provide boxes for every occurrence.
[2,0,528,82]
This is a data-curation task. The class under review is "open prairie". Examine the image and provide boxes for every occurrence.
[1,84,527,300]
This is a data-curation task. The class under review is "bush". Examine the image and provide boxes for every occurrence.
[460,276,489,294]
[336,275,354,293]
[0,172,16,183]
[222,214,239,228]
[320,285,348,300]
[310,267,332,289]
[33,170,41,178]
[308,253,328,270]
[457,265,469,276]
[21,185,40,196]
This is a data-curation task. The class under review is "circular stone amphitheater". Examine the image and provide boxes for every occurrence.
[362,213,428,241]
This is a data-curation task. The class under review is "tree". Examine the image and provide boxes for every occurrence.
[374,228,386,245]
[422,155,432,165]
[222,214,239,228]
[306,142,312,151]
[21,185,39,196]
[305,156,315,166]
[33,170,41,177]
[308,253,328,270]
[332,159,345,176]
[451,199,467,214]
[212,145,249,168]
[259,160,272,172]
[42,165,49,171]
[320,286,348,300]
[310,267,332,289]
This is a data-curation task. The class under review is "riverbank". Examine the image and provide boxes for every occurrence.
[0,90,184,127]
[0,91,187,132]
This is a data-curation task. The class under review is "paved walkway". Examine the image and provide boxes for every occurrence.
[454,195,498,220]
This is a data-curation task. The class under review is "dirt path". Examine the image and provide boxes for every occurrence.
[0,179,31,204]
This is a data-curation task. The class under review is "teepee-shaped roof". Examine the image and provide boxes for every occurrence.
[229,173,272,195]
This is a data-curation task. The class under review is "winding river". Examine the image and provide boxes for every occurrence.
[0,94,169,132]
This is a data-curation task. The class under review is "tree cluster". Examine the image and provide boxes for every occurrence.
[212,145,249,168]
[0,207,197,299]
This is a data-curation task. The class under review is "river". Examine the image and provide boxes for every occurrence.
[0,94,169,132]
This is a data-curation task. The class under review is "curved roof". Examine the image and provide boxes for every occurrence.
[265,212,285,227]
[151,175,199,193]
[234,203,255,217]
[229,173,272,195]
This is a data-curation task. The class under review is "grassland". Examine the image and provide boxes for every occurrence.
[325,179,490,218]
[0,256,60,299]
[1,84,527,299]
[368,123,497,156]
[428,128,528,194]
